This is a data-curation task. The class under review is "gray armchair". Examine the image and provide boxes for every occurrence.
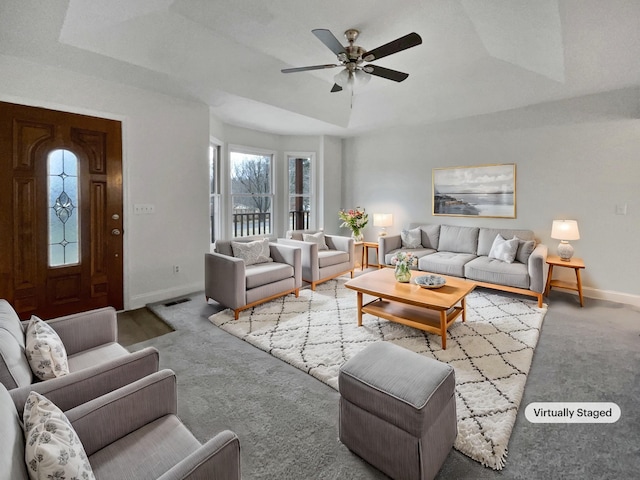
[0,299,159,397]
[205,239,302,319]
[279,230,355,290]
[1,369,241,480]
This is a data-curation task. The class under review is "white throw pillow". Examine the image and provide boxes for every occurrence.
[231,237,273,266]
[401,227,422,248]
[25,316,69,380]
[488,234,519,263]
[23,391,95,480]
[302,231,329,250]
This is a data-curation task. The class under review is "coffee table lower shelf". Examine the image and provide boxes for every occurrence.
[361,299,464,349]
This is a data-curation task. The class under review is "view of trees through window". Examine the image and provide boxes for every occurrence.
[288,156,312,231]
[230,150,273,237]
[209,143,221,243]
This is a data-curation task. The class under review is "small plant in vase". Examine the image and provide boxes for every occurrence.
[338,207,368,241]
[390,251,418,283]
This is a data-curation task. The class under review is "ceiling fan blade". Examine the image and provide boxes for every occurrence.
[281,64,341,73]
[363,32,422,62]
[365,65,409,82]
[312,29,347,56]
[330,83,343,93]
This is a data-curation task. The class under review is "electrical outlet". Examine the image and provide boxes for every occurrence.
[173,265,180,274]
[615,203,627,215]
[134,204,155,214]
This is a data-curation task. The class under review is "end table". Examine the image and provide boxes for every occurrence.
[545,255,585,307]
[363,241,380,269]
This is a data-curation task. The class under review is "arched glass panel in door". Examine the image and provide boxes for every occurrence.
[47,149,80,266]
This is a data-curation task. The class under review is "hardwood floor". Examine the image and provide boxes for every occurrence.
[117,307,174,346]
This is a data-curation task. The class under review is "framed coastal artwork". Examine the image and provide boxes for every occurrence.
[432,164,516,218]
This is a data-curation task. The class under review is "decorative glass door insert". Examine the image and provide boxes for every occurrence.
[47,149,79,266]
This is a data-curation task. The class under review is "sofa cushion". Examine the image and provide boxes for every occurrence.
[23,391,95,480]
[418,251,477,277]
[231,238,273,266]
[477,228,535,256]
[464,257,530,289]
[488,234,519,263]
[401,228,422,248]
[25,316,70,381]
[420,224,441,249]
[89,416,200,479]
[245,262,294,289]
[318,250,350,268]
[67,343,129,373]
[303,231,329,250]
[0,300,32,389]
[384,248,435,266]
[213,240,233,257]
[437,225,479,254]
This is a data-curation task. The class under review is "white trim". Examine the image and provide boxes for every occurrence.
[579,287,640,308]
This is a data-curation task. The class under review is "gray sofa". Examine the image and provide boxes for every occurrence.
[278,229,355,290]
[379,224,548,307]
[1,369,241,480]
[0,299,160,401]
[205,239,302,319]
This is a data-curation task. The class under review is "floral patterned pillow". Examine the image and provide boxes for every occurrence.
[25,316,70,380]
[23,391,95,480]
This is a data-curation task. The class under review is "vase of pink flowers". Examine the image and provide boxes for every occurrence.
[338,207,368,241]
[390,251,418,283]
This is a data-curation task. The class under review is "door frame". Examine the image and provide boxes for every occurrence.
[0,95,131,311]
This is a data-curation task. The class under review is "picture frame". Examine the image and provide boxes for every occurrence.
[432,164,516,218]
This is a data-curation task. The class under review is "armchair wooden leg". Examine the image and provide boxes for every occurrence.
[294,288,299,297]
[350,269,354,278]
[311,282,317,291]
[234,309,240,320]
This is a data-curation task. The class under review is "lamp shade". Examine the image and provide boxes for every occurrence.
[551,220,580,241]
[373,213,393,228]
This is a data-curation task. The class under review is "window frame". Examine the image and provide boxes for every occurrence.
[209,140,222,244]
[227,144,276,239]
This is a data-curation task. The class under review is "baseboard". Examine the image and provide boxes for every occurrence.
[127,282,203,310]
[567,286,640,308]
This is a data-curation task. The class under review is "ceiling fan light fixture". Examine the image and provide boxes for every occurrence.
[334,68,350,87]
[354,69,371,85]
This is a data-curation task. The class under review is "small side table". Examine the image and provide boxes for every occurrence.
[363,241,380,269]
[545,255,585,307]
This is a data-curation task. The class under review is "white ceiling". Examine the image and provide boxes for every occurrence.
[1,0,639,137]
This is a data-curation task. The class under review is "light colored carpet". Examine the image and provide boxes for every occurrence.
[209,277,547,470]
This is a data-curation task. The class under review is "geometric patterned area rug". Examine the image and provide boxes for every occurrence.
[209,277,547,470]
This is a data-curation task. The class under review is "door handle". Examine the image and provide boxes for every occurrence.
[111,229,121,236]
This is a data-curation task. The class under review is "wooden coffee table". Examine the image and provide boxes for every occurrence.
[345,268,476,349]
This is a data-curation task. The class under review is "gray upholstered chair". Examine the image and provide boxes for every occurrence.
[278,230,355,290]
[1,369,241,480]
[0,299,159,395]
[205,238,302,319]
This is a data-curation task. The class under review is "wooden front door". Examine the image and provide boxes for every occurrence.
[0,102,123,319]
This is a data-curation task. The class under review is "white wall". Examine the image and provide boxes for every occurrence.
[343,88,640,304]
[1,54,210,309]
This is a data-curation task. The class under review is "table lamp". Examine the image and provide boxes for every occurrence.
[551,220,580,261]
[373,213,393,237]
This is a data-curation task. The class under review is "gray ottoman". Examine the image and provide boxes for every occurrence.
[339,342,457,480]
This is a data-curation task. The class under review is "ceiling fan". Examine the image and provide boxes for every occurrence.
[281,28,422,92]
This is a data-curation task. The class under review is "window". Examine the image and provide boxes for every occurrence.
[47,149,80,266]
[230,148,273,238]
[209,143,221,243]
[288,155,313,231]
